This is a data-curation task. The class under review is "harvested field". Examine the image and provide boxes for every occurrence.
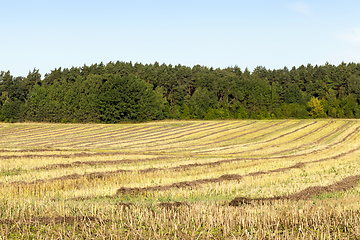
[0,120,360,239]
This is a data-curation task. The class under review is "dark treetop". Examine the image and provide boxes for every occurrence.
[1,61,360,123]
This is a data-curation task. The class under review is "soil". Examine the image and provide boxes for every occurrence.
[116,202,134,208]
[159,201,188,209]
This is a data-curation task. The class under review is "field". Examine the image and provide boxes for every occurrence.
[0,119,360,239]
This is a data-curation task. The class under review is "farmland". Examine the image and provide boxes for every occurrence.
[0,119,360,239]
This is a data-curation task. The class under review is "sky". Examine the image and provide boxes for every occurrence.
[1,0,360,78]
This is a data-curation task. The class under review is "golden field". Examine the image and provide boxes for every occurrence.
[0,119,359,239]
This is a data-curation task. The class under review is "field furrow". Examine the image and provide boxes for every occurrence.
[1,120,360,239]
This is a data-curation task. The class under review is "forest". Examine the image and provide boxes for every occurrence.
[1,61,360,123]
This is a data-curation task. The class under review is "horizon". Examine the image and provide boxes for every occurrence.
[2,60,357,79]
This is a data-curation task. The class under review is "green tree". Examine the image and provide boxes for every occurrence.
[98,74,162,122]
[284,83,303,104]
[188,87,216,119]
[181,104,191,119]
[236,106,248,119]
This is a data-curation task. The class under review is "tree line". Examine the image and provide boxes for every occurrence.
[1,61,360,123]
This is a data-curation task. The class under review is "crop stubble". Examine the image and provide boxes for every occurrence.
[1,120,359,196]
[0,120,360,238]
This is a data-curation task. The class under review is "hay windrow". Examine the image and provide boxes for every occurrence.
[229,174,360,206]
[1,120,360,239]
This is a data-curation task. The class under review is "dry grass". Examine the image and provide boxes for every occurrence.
[0,119,360,239]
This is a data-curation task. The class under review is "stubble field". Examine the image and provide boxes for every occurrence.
[0,119,360,239]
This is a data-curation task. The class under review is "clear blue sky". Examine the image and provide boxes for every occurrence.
[1,0,360,77]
